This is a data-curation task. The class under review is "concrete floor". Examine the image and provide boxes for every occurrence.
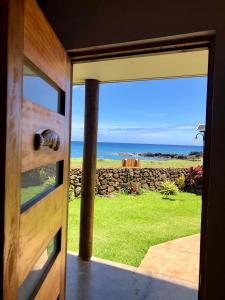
[139,234,200,285]
[66,252,198,300]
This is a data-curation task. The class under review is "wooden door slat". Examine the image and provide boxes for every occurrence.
[59,59,72,299]
[21,98,65,172]
[24,0,67,91]
[18,185,64,285]
[34,254,61,300]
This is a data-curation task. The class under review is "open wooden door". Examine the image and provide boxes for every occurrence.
[0,0,71,299]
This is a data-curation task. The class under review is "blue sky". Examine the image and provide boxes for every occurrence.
[72,77,207,146]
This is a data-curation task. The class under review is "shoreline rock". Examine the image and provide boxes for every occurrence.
[117,151,203,160]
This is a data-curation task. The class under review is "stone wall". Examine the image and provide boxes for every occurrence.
[70,167,189,197]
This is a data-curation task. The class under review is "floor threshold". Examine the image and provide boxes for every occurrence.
[66,252,198,300]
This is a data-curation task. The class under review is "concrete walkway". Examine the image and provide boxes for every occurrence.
[138,234,200,286]
[66,252,198,300]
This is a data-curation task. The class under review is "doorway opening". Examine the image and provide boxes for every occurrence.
[67,44,212,300]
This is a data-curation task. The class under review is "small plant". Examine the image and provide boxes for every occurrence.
[39,168,47,182]
[68,187,75,201]
[185,165,203,194]
[125,169,133,183]
[122,181,143,195]
[74,186,81,197]
[161,180,179,196]
[43,176,56,188]
[176,175,186,191]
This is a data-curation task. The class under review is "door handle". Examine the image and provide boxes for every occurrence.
[34,129,60,151]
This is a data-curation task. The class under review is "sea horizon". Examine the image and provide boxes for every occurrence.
[71,141,203,160]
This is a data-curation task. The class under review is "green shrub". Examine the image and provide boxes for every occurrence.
[39,168,47,182]
[161,180,179,196]
[185,165,203,195]
[43,176,56,188]
[68,188,75,201]
[125,169,133,183]
[176,175,186,191]
[122,181,143,195]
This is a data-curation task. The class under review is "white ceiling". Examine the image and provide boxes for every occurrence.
[73,49,208,84]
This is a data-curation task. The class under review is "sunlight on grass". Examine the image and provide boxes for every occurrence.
[68,191,201,266]
[70,157,203,169]
[21,185,45,205]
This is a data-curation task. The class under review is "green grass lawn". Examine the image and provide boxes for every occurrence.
[70,157,202,169]
[21,183,55,205]
[21,185,45,205]
[68,191,202,266]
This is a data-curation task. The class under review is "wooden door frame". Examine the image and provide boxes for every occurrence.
[69,31,214,63]
[71,33,215,300]
[0,1,24,299]
[0,1,215,298]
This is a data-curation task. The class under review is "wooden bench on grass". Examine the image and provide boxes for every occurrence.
[122,158,140,167]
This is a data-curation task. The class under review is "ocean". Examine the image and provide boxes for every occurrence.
[71,141,203,160]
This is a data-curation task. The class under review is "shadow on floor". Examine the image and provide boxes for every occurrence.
[66,253,198,300]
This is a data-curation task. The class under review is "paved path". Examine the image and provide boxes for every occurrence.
[67,252,198,300]
[138,234,200,286]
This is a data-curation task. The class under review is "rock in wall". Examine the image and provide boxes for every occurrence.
[70,167,189,197]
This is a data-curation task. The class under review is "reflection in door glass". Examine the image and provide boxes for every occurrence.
[23,63,64,114]
[18,232,60,300]
[21,162,63,210]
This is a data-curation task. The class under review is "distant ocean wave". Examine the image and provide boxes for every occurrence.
[71,141,203,160]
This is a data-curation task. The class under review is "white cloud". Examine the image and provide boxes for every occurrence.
[71,121,201,145]
[73,85,84,89]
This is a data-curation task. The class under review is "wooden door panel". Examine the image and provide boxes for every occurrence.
[21,99,65,172]
[2,0,71,298]
[18,186,64,285]
[20,0,71,298]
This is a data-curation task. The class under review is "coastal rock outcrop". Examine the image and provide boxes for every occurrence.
[117,151,203,160]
